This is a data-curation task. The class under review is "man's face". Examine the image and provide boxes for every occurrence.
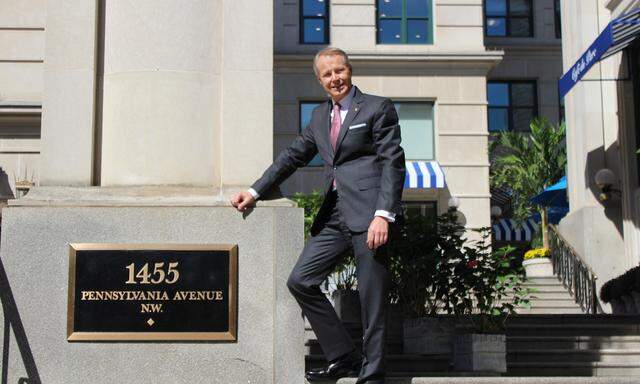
[315,55,352,102]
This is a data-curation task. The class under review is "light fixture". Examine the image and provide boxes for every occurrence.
[594,168,620,201]
[490,205,502,218]
[448,196,460,210]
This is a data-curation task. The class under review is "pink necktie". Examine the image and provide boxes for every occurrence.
[331,102,341,188]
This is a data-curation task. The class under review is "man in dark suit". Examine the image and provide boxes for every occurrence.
[231,47,405,384]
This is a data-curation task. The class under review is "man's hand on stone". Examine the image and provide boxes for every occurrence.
[231,191,256,212]
[367,216,389,250]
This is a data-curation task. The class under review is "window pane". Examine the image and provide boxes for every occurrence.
[488,83,509,107]
[486,17,506,36]
[486,0,507,16]
[407,19,429,44]
[509,17,531,36]
[378,0,402,17]
[489,108,509,132]
[303,19,326,43]
[300,102,324,166]
[302,0,326,17]
[511,83,534,106]
[406,0,430,18]
[513,108,534,132]
[394,102,434,160]
[378,19,402,44]
[509,0,531,16]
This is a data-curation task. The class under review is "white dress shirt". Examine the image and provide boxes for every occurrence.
[249,86,396,223]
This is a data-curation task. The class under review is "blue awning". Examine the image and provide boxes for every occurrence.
[492,218,539,242]
[404,160,446,189]
[559,8,640,99]
[530,176,568,208]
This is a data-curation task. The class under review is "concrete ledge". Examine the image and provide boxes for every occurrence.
[328,377,640,384]
[8,186,296,207]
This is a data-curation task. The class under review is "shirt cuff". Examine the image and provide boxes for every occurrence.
[248,188,260,199]
[374,210,396,223]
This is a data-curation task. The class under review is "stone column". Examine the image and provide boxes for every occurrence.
[100,0,222,187]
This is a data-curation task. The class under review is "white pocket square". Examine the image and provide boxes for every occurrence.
[348,123,367,130]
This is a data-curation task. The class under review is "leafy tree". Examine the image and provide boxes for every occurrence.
[490,118,566,247]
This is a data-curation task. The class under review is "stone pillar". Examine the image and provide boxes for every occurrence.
[40,0,98,186]
[100,0,222,187]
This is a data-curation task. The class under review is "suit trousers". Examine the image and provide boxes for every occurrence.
[286,190,390,384]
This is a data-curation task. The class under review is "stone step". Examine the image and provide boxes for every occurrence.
[506,362,640,376]
[306,354,451,373]
[515,306,585,315]
[507,336,640,350]
[507,349,640,363]
[307,376,640,384]
[527,291,580,300]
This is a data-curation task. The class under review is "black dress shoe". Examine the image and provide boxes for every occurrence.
[305,356,361,381]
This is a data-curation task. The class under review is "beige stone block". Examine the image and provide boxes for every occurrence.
[100,71,219,186]
[0,30,44,61]
[0,138,40,153]
[281,1,298,26]
[332,26,376,51]
[437,105,487,134]
[437,0,482,5]
[436,4,483,26]
[222,70,273,186]
[332,4,375,26]
[456,196,491,229]
[438,135,488,164]
[0,62,43,102]
[103,0,222,75]
[435,26,485,49]
[40,69,94,185]
[44,0,97,71]
[0,0,46,28]
[418,76,462,100]
[440,165,489,195]
[351,76,382,95]
[224,0,273,71]
[379,76,422,99]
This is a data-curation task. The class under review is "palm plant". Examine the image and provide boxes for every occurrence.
[490,118,566,247]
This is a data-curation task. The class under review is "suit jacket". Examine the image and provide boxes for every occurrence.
[252,86,406,234]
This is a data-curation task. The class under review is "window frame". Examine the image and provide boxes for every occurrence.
[299,100,325,167]
[484,0,534,38]
[392,100,436,160]
[299,0,330,45]
[487,80,538,132]
[376,0,434,45]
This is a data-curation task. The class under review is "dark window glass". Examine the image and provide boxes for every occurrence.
[403,201,438,228]
[377,0,433,44]
[300,101,324,166]
[300,0,329,44]
[555,0,562,38]
[487,80,537,132]
[484,0,532,37]
[379,0,402,17]
[378,19,403,44]
[486,0,507,16]
[486,17,507,36]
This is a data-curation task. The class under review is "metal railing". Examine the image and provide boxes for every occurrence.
[548,225,601,314]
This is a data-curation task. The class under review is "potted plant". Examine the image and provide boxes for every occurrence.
[451,230,531,373]
[522,247,553,277]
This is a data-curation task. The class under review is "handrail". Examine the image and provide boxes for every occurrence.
[548,225,601,314]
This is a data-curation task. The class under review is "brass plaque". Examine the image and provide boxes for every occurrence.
[67,243,238,341]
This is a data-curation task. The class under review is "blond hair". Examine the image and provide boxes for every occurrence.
[313,47,352,76]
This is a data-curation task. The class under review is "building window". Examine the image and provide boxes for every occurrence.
[403,201,437,224]
[300,0,329,44]
[300,101,324,166]
[394,102,435,160]
[485,0,533,37]
[487,81,537,132]
[554,0,561,39]
[377,0,433,44]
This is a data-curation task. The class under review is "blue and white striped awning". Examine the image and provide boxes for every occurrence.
[404,161,446,189]
[559,8,640,98]
[492,218,539,242]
